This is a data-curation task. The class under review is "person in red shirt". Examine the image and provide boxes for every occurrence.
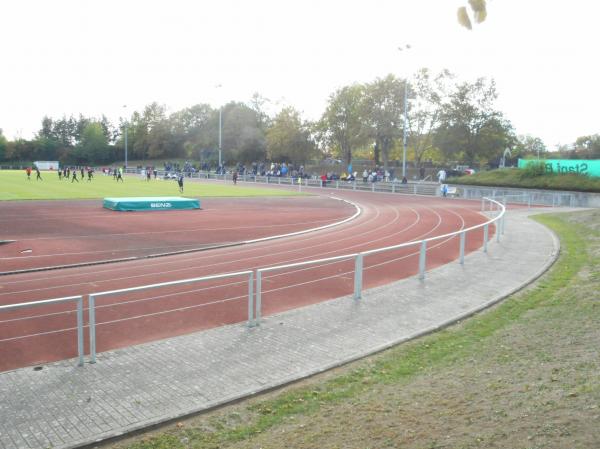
[25,167,31,180]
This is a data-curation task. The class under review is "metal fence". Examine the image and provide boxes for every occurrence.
[0,295,85,367]
[1,198,505,367]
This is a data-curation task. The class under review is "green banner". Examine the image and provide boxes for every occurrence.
[518,159,600,177]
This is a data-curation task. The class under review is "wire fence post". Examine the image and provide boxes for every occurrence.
[419,240,427,280]
[481,197,485,211]
[255,270,262,326]
[76,297,84,366]
[88,295,96,364]
[353,253,363,300]
[248,271,255,327]
[483,224,489,253]
[459,231,466,265]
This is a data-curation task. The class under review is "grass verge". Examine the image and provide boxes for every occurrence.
[451,168,600,192]
[108,209,600,449]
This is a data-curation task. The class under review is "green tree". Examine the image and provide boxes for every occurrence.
[221,102,266,164]
[77,122,110,163]
[266,107,316,165]
[0,129,7,161]
[363,74,405,170]
[169,104,216,160]
[407,69,454,169]
[320,84,368,165]
[574,134,600,159]
[434,78,513,165]
[514,134,547,159]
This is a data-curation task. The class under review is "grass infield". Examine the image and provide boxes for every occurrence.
[0,170,302,201]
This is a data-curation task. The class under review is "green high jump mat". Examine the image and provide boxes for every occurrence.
[103,197,201,211]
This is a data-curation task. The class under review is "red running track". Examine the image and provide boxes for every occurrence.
[0,190,495,372]
[0,196,355,273]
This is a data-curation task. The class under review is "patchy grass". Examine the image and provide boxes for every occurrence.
[106,209,600,449]
[451,168,600,192]
[0,170,302,200]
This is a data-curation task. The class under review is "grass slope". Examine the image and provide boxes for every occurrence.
[106,209,600,449]
[0,170,301,201]
[451,168,600,193]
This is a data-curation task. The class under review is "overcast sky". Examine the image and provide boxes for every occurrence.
[2,0,598,149]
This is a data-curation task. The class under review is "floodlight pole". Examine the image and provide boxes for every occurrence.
[218,106,222,168]
[123,105,128,169]
[398,44,411,179]
[124,124,128,169]
[402,79,408,178]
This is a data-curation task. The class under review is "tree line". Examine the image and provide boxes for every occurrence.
[1,69,598,169]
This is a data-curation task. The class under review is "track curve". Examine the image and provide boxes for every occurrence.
[0,190,493,371]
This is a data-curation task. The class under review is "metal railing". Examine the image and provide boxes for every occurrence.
[253,198,505,325]
[3,198,505,367]
[0,295,84,367]
[88,271,253,363]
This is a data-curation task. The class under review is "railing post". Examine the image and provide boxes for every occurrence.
[419,240,427,280]
[528,194,532,209]
[481,197,485,211]
[483,224,489,253]
[76,296,84,367]
[413,183,417,195]
[496,220,501,242]
[255,270,262,326]
[247,271,255,327]
[372,183,375,193]
[336,180,339,189]
[88,295,96,364]
[502,213,506,235]
[353,254,363,300]
[392,182,395,193]
[353,181,356,190]
[459,231,466,265]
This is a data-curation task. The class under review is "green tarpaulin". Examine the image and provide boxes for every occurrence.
[518,159,600,177]
[103,197,200,211]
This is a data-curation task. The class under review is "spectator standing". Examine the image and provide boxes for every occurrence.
[437,168,447,184]
[177,172,184,193]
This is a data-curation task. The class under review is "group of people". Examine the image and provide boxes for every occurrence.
[25,166,95,182]
[25,166,42,180]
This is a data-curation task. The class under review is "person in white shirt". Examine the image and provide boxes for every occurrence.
[437,169,446,184]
